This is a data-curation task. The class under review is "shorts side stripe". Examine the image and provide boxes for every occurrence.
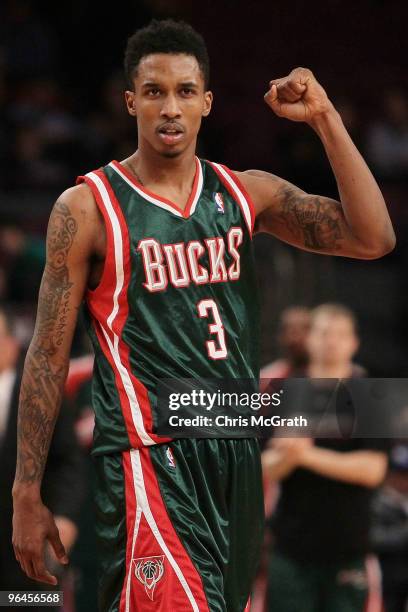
[130,448,209,611]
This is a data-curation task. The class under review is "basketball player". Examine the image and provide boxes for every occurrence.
[12,19,395,612]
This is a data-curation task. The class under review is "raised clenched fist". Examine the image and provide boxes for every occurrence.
[264,67,334,123]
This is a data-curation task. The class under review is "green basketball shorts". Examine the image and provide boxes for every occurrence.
[93,438,264,611]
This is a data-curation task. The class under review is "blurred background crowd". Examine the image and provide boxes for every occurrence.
[0,0,407,610]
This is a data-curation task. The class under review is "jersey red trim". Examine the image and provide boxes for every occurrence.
[95,170,170,447]
[220,164,256,233]
[207,162,255,236]
[81,169,170,448]
[76,174,116,300]
[111,158,201,219]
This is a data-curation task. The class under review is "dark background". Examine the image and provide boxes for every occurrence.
[1,0,408,373]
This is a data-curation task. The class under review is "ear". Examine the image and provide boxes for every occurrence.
[125,90,137,117]
[202,90,213,117]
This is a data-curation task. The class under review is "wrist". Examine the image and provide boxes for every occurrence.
[308,103,341,133]
[297,446,316,468]
[12,482,42,504]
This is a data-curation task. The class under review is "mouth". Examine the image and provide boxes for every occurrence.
[157,123,185,145]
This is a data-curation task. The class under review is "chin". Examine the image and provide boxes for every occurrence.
[161,148,182,158]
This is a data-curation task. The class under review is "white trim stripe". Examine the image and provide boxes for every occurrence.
[125,504,142,612]
[210,162,253,234]
[87,172,124,329]
[109,162,183,216]
[86,171,156,447]
[187,158,203,216]
[108,158,203,219]
[130,449,200,611]
[99,324,156,446]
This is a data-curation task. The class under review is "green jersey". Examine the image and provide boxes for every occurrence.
[77,157,260,454]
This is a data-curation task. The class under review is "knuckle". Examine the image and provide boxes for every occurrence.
[293,66,312,76]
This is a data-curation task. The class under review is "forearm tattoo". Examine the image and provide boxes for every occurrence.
[15,201,78,484]
[278,185,343,251]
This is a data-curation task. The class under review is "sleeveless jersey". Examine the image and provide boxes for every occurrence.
[77,158,260,454]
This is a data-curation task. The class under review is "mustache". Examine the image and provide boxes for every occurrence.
[157,121,185,133]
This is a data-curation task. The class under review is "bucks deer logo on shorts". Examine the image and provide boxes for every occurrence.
[134,556,165,600]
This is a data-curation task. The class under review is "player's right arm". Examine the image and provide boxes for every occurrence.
[12,183,101,585]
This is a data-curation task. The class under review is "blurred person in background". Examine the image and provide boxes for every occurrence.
[366,90,408,183]
[4,78,86,190]
[85,71,136,166]
[253,306,311,610]
[260,306,311,381]
[262,303,388,612]
[371,442,408,612]
[0,220,45,304]
[0,307,85,610]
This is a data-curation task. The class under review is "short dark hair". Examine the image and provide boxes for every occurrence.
[124,19,210,89]
[311,303,359,334]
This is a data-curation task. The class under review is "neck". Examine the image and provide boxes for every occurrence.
[126,139,197,190]
[307,362,353,379]
[288,353,308,370]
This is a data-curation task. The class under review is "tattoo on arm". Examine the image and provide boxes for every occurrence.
[15,201,78,484]
[278,185,344,251]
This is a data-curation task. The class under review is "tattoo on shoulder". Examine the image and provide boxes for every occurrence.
[278,185,343,251]
[16,200,78,484]
[37,200,78,344]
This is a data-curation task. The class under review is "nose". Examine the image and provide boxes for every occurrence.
[160,93,181,119]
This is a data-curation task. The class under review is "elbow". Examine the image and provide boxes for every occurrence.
[363,473,384,489]
[377,230,396,257]
[359,232,396,260]
[361,457,388,489]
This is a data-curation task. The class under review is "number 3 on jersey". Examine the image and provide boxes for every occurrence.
[197,298,228,360]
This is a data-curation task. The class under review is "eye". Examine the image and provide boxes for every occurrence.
[181,87,195,96]
[147,88,160,97]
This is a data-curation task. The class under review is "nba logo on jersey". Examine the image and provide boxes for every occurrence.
[134,556,165,601]
[166,446,176,468]
[213,192,225,213]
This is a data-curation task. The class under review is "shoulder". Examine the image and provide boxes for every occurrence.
[50,183,101,232]
[229,169,297,216]
[46,183,103,259]
[56,182,96,215]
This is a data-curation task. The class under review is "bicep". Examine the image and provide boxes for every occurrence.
[239,170,360,257]
[257,187,351,255]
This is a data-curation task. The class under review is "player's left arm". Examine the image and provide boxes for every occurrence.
[236,68,396,259]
